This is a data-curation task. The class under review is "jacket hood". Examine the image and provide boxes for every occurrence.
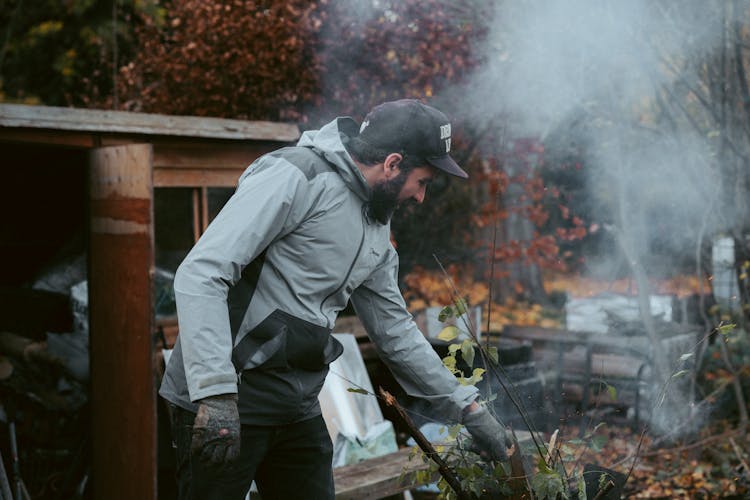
[296,117,372,202]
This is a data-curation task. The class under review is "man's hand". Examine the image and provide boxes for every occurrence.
[462,404,510,461]
[191,393,241,465]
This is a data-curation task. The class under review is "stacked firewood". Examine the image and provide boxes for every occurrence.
[0,283,90,499]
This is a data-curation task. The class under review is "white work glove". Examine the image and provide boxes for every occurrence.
[191,394,241,465]
[462,405,510,461]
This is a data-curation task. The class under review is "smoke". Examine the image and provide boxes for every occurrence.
[468,0,721,133]
[460,0,727,277]
[463,0,728,435]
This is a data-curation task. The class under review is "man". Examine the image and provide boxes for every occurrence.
[160,99,508,500]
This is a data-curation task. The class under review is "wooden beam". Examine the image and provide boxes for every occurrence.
[333,447,433,499]
[152,141,274,187]
[153,168,242,187]
[0,103,299,142]
[152,141,273,169]
[89,143,156,500]
[0,128,96,148]
[192,188,201,243]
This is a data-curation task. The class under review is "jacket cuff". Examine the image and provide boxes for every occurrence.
[447,385,480,423]
[189,382,238,403]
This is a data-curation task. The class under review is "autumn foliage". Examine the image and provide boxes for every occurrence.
[119,0,486,123]
[119,1,321,120]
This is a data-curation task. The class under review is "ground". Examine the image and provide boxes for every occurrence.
[409,421,750,499]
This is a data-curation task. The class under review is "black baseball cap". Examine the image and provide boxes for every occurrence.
[358,99,468,179]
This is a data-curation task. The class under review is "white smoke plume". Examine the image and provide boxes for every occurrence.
[463,0,729,435]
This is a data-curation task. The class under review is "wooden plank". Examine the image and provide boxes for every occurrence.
[333,447,432,499]
[89,143,156,500]
[535,347,646,378]
[0,127,96,148]
[155,315,179,348]
[153,168,242,187]
[333,432,538,499]
[502,325,592,344]
[501,325,649,355]
[152,141,273,169]
[0,103,299,141]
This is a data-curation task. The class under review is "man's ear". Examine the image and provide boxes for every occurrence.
[383,153,403,179]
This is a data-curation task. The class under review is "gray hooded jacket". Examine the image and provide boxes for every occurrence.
[159,117,478,425]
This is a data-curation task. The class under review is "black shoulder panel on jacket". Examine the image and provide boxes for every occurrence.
[268,146,336,181]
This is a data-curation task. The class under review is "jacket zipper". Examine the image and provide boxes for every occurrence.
[319,204,367,327]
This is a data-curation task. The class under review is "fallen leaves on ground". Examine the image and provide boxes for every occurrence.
[555,422,749,499]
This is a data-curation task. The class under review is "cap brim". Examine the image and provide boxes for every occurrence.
[426,155,468,179]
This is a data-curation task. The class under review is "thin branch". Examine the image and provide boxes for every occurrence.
[379,388,472,500]
[729,437,750,474]
[612,427,745,467]
[593,480,616,500]
[433,255,549,461]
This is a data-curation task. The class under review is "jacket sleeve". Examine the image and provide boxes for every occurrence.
[173,157,311,402]
[349,246,478,424]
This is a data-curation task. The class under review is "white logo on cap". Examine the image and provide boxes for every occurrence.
[440,124,451,139]
[440,124,451,152]
[360,120,370,133]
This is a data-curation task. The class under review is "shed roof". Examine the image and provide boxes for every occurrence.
[0,103,299,142]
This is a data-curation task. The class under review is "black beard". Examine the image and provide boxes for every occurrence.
[368,172,408,224]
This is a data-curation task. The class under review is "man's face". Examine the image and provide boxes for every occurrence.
[369,166,434,224]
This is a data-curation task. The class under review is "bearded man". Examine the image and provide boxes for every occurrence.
[160,99,508,500]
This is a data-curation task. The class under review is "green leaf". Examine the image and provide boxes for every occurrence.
[590,434,607,453]
[679,352,694,362]
[577,474,587,500]
[718,323,736,335]
[672,369,690,379]
[448,343,461,354]
[537,457,553,473]
[447,424,463,439]
[606,384,617,401]
[461,367,486,386]
[437,326,460,342]
[598,473,609,490]
[493,462,508,479]
[530,467,566,500]
[442,355,457,372]
[347,387,369,395]
[461,339,475,367]
[487,346,499,365]
[454,297,468,316]
[415,470,431,485]
[438,306,454,322]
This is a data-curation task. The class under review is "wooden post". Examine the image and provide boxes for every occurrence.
[201,186,209,233]
[192,187,201,243]
[89,144,156,500]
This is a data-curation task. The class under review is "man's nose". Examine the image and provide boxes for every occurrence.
[414,188,426,204]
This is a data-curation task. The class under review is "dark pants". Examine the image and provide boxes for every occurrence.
[170,405,335,500]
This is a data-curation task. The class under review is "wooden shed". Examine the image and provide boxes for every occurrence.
[0,103,299,499]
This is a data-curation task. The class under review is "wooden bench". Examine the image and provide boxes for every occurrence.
[333,431,538,499]
[333,446,433,499]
